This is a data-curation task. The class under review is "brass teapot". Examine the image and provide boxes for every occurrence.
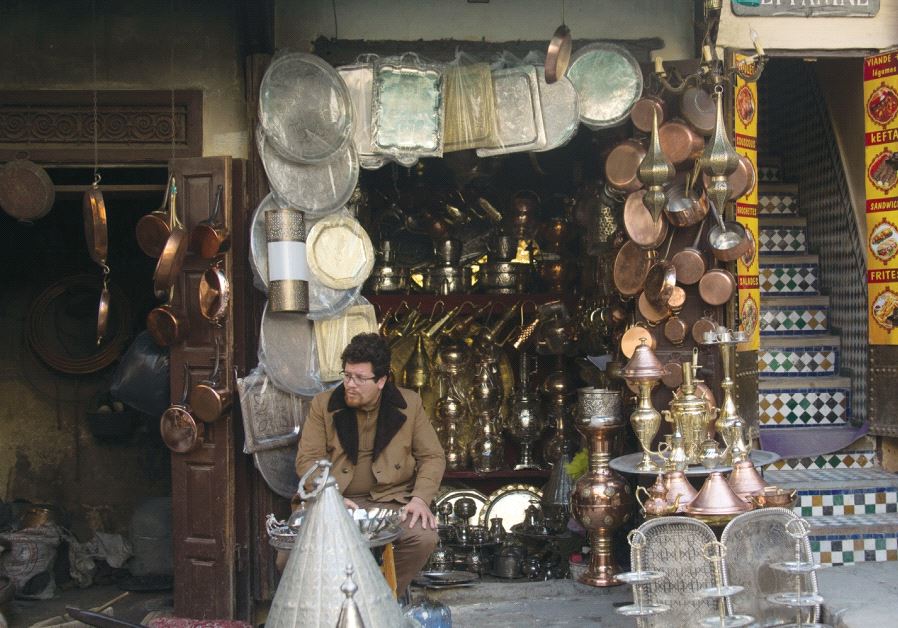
[636,474,681,517]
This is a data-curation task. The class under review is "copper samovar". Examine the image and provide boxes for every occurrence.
[571,389,634,587]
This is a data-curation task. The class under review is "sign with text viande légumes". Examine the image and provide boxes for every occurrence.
[732,0,879,17]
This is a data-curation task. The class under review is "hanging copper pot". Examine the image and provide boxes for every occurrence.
[661,361,684,389]
[153,179,188,300]
[668,286,687,313]
[680,87,716,136]
[96,282,111,345]
[604,139,646,193]
[637,291,668,326]
[544,24,572,84]
[663,177,708,228]
[671,221,707,286]
[146,289,189,347]
[658,119,705,166]
[643,246,677,309]
[698,266,736,306]
[0,157,55,222]
[663,315,689,345]
[612,241,654,298]
[198,259,231,325]
[620,323,656,358]
[692,314,718,345]
[190,184,230,259]
[630,95,667,134]
[702,154,756,202]
[82,185,108,267]
[623,190,668,249]
[136,174,175,258]
[189,339,231,423]
[160,364,204,454]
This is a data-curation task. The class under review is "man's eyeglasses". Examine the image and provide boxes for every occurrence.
[341,371,379,385]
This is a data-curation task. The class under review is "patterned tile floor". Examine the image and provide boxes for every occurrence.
[759,193,799,215]
[810,534,898,566]
[760,306,828,335]
[758,347,838,377]
[760,265,819,295]
[797,491,898,518]
[759,389,849,426]
[760,227,808,254]
[768,453,879,471]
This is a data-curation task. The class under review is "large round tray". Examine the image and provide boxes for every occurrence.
[609,450,780,477]
[566,42,643,130]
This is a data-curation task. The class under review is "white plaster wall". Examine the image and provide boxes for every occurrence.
[276,0,696,59]
[0,0,248,159]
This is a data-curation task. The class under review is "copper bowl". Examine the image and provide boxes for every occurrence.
[605,139,646,193]
[630,95,667,133]
[658,119,705,166]
[750,486,798,509]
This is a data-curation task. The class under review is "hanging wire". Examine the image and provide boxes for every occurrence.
[561,0,565,25]
[170,0,176,164]
[332,0,339,40]
[91,0,100,185]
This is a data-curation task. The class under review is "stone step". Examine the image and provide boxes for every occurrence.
[760,223,809,255]
[758,157,783,183]
[761,296,830,336]
[759,184,800,216]
[758,336,840,378]
[807,515,898,565]
[760,255,820,295]
[758,379,850,429]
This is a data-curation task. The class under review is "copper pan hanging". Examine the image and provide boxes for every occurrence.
[663,315,689,345]
[671,220,707,286]
[692,313,718,345]
[658,118,705,166]
[621,322,656,358]
[189,338,231,423]
[638,291,669,326]
[623,189,668,249]
[668,285,687,313]
[604,139,646,193]
[136,174,174,258]
[198,259,230,325]
[702,154,756,202]
[707,199,751,262]
[96,279,110,345]
[82,181,108,267]
[680,86,716,137]
[153,179,188,300]
[698,265,736,307]
[544,24,572,84]
[190,184,230,259]
[612,240,655,298]
[643,231,676,308]
[146,287,189,347]
[664,167,708,228]
[630,95,667,134]
[160,364,203,454]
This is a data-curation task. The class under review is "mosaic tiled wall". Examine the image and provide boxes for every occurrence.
[760,61,868,425]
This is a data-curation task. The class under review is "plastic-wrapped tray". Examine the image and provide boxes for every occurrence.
[443,60,498,152]
[257,127,358,217]
[313,302,378,382]
[250,195,362,319]
[476,65,547,157]
[534,68,579,152]
[567,42,643,130]
[254,445,300,499]
[337,59,388,170]
[372,54,444,159]
[306,211,375,290]
[237,364,310,453]
[259,52,352,164]
[259,301,331,397]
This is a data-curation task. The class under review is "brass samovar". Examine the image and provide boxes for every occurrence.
[663,362,718,465]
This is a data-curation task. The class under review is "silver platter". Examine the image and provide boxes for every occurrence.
[614,570,666,585]
[337,61,388,170]
[616,603,670,617]
[769,560,823,574]
[477,65,547,157]
[697,585,744,599]
[567,42,643,130]
[258,127,358,218]
[535,68,579,152]
[698,615,755,628]
[259,52,352,164]
[767,592,825,608]
[254,445,300,499]
[260,302,332,396]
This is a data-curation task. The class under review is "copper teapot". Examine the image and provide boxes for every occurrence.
[636,474,681,517]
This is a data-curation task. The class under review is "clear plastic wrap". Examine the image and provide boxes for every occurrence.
[442,52,498,153]
[258,51,353,164]
[372,53,445,163]
[313,296,379,382]
[238,362,311,453]
[249,195,363,319]
[534,66,580,152]
[566,42,643,130]
[476,57,547,157]
[256,125,358,217]
[259,300,339,397]
[337,55,388,170]
[305,208,375,291]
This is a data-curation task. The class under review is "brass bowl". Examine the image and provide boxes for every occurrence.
[750,486,798,509]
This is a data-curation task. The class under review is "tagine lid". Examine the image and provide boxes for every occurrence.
[621,338,665,380]
[685,471,751,516]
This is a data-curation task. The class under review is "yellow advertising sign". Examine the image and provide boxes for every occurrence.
[734,53,760,351]
[864,49,898,344]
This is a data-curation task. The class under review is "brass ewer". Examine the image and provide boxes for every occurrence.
[663,362,717,465]
[508,353,543,470]
[570,390,634,587]
[637,109,675,223]
[622,339,666,471]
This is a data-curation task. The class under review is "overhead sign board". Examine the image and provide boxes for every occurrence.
[731,0,879,17]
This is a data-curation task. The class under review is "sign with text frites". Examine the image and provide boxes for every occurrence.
[734,53,760,351]
[864,49,898,344]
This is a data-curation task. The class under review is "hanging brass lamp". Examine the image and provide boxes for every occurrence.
[699,89,741,213]
[637,110,675,223]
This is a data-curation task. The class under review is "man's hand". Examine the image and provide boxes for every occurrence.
[400,496,436,529]
[343,497,359,510]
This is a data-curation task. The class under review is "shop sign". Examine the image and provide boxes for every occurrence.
[731,0,879,18]
[734,53,760,351]
[864,49,898,344]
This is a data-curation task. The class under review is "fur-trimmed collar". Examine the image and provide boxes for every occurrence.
[328,381,408,464]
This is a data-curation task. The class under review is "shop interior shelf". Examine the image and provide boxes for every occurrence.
[443,469,552,480]
[364,292,571,314]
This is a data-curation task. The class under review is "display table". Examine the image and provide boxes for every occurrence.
[609,450,780,477]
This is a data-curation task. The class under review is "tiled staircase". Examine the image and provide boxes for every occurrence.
[757,175,898,567]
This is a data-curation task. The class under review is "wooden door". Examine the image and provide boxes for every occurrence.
[168,156,248,619]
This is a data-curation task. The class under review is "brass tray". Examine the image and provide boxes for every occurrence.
[434,488,488,526]
[478,484,543,531]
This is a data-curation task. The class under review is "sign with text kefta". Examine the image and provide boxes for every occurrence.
[864,50,898,344]
[734,53,760,351]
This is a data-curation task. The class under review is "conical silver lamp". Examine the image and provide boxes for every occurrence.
[335,565,365,628]
[266,460,415,627]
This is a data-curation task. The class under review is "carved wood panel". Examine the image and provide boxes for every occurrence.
[169,155,244,619]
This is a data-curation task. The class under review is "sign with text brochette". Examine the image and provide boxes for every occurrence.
[864,49,898,344]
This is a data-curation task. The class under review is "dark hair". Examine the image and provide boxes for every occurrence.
[341,333,391,379]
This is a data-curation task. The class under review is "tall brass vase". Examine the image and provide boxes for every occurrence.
[571,393,633,587]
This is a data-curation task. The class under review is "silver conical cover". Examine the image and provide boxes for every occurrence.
[266,460,414,627]
[335,565,365,628]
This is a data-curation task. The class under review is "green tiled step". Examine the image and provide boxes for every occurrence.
[760,295,830,336]
[758,375,850,428]
[759,183,799,215]
[760,216,809,255]
[760,255,820,295]
[758,157,783,183]
[758,335,840,377]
